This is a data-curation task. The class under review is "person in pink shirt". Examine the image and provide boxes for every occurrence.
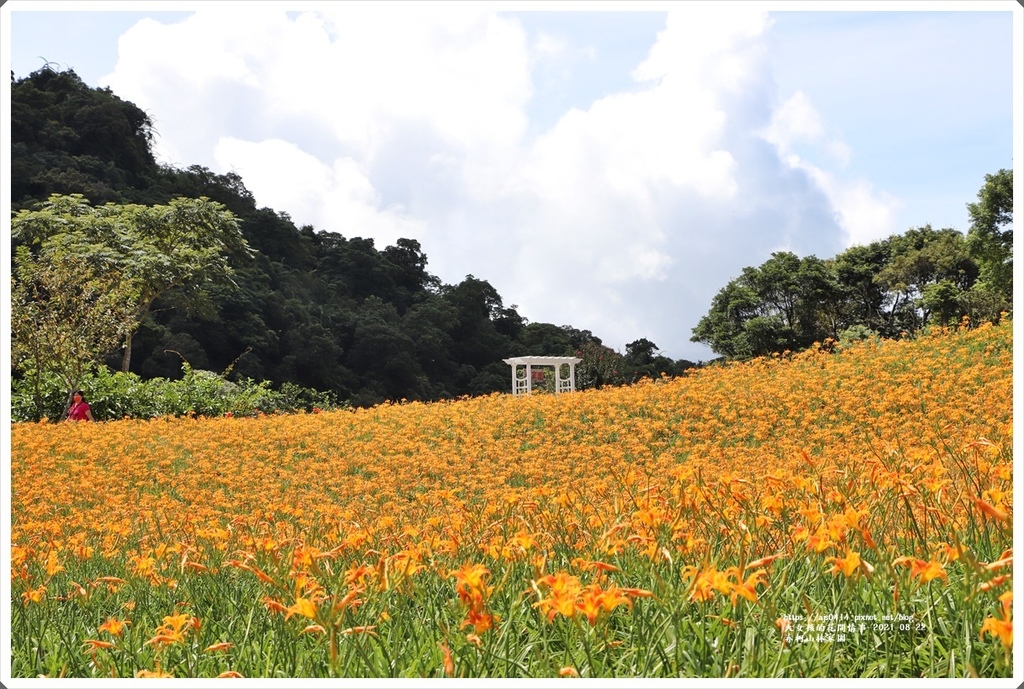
[66,390,94,422]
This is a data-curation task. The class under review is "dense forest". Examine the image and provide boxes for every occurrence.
[9,67,1012,412]
[10,67,697,410]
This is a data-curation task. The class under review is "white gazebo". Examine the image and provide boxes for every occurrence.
[503,356,582,395]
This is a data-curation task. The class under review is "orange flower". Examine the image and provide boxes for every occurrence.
[575,585,606,625]
[161,613,193,634]
[745,554,786,570]
[204,641,234,652]
[145,612,194,647]
[439,642,454,676]
[979,591,1012,649]
[684,567,716,603]
[461,608,496,634]
[82,639,116,651]
[827,550,862,578]
[893,556,947,584]
[340,625,378,637]
[973,497,1010,523]
[984,556,1013,572]
[144,633,182,647]
[331,588,364,615]
[911,559,947,584]
[98,617,130,636]
[597,583,635,613]
[534,571,583,622]
[730,569,768,605]
[66,581,88,600]
[451,563,492,606]
[45,551,64,577]
[979,575,1010,592]
[285,597,317,620]
[21,586,46,605]
[263,596,288,614]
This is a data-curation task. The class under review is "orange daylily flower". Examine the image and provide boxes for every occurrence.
[973,497,1010,523]
[439,642,455,676]
[340,625,378,637]
[263,596,288,614]
[144,633,182,647]
[98,617,130,636]
[461,608,496,634]
[745,554,786,571]
[979,575,1010,592]
[730,569,768,605]
[893,556,947,584]
[204,641,234,652]
[827,550,862,578]
[285,597,317,620]
[979,591,1012,649]
[82,639,116,651]
[21,586,47,605]
[45,551,64,577]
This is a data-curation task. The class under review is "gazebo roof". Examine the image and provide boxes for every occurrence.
[503,356,582,365]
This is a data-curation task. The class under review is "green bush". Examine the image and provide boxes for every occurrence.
[10,363,343,422]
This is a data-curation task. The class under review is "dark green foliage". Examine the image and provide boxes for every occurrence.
[10,363,340,423]
[693,211,1009,359]
[964,169,1013,320]
[11,67,158,206]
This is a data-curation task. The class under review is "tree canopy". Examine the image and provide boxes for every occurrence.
[692,198,1011,360]
[12,193,250,372]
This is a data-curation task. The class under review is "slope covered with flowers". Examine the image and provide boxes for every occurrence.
[10,321,1014,678]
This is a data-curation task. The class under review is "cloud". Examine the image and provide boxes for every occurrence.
[759,91,902,246]
[213,137,425,247]
[100,5,903,361]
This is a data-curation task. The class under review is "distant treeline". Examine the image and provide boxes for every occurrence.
[690,197,1013,359]
[10,67,698,407]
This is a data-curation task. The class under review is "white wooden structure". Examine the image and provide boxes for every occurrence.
[503,356,582,395]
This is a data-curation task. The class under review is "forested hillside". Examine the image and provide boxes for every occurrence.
[10,67,695,408]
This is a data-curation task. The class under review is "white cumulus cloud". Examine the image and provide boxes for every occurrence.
[100,4,905,360]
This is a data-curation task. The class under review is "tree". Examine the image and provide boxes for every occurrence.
[11,67,158,207]
[11,245,138,420]
[12,193,250,372]
[691,252,836,358]
[875,226,977,331]
[965,168,1012,318]
[575,341,625,390]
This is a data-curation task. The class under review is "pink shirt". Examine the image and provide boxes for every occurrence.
[68,401,91,421]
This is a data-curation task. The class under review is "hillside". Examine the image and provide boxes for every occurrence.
[10,320,1014,677]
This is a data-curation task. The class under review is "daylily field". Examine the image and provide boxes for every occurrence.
[9,321,1015,678]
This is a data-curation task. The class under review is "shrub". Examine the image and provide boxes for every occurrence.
[10,363,341,422]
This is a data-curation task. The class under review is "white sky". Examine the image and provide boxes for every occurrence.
[1,1,1019,362]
